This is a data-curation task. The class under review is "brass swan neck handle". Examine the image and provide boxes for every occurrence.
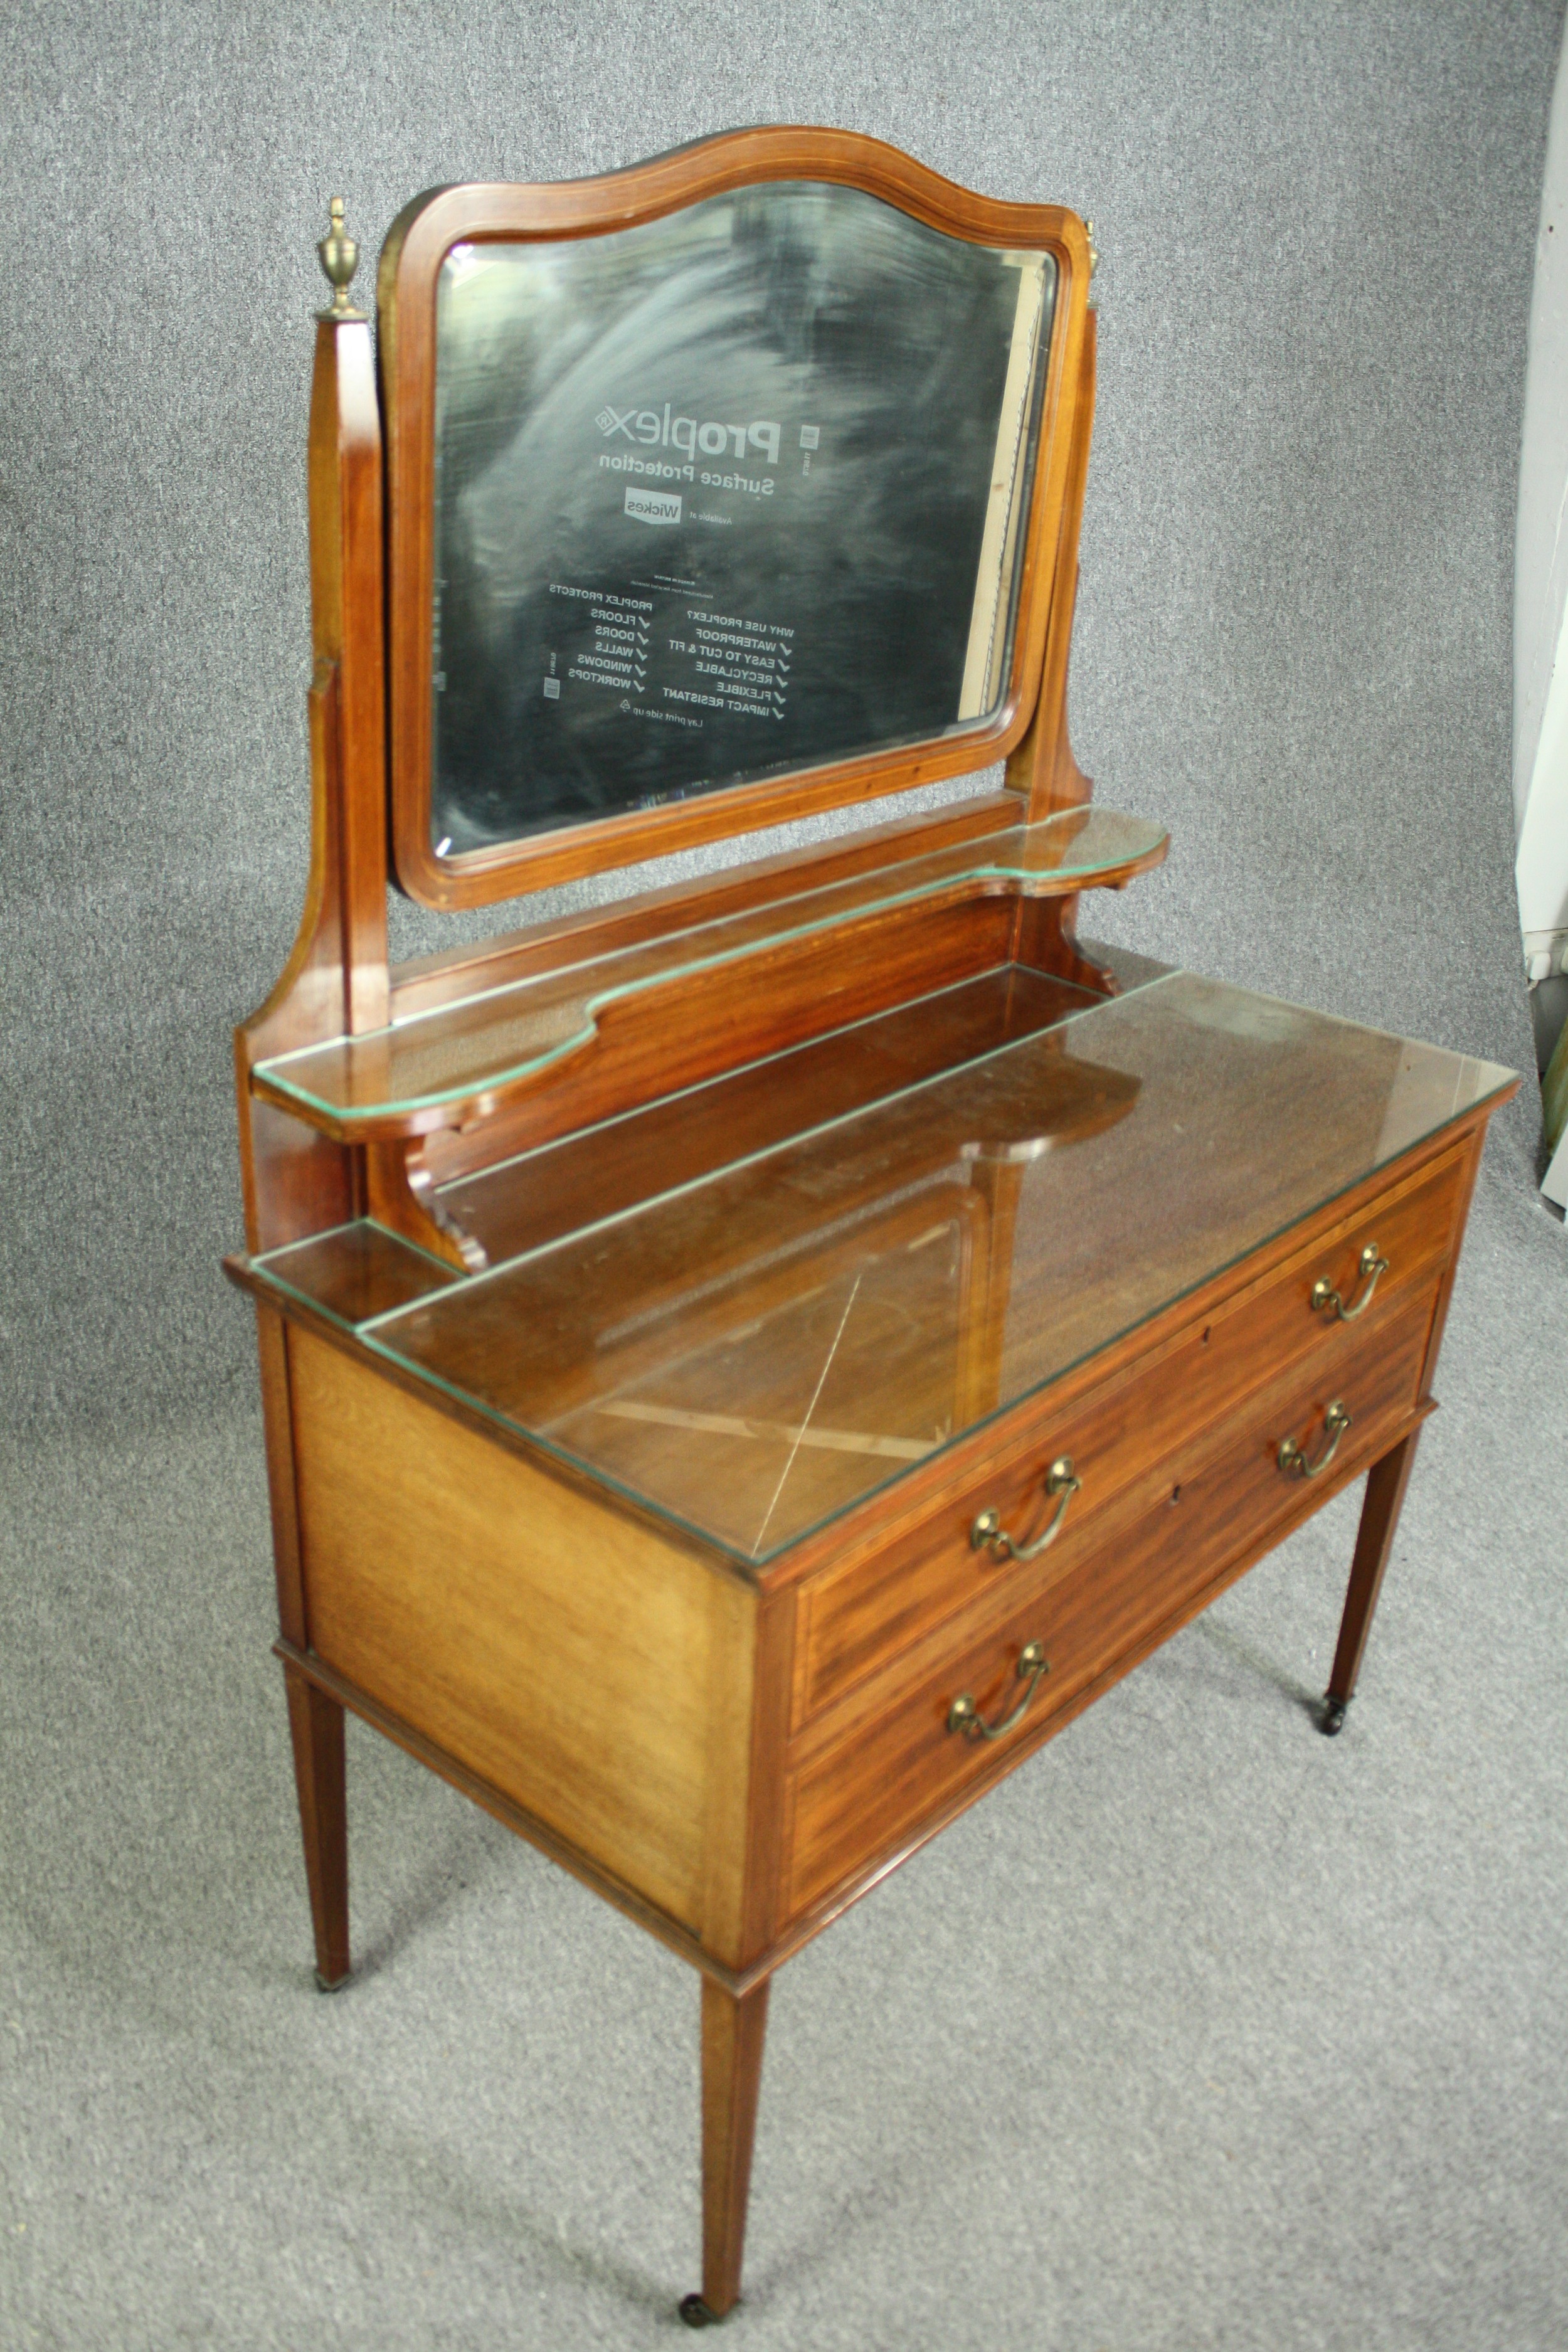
[1278,1400,1352,1480]
[1311,1243,1388,1323]
[948,1643,1051,1742]
[971,1457,1081,1564]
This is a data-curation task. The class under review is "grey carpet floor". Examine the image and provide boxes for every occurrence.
[3,1138,1564,2352]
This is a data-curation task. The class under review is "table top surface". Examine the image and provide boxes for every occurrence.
[246,968,1514,1564]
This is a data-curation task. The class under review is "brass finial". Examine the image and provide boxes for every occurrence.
[317,196,366,320]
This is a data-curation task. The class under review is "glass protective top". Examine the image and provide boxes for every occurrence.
[430,181,1055,855]
[255,808,1163,1125]
[250,974,1513,1565]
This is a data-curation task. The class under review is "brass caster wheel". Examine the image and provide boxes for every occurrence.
[1318,1696,1350,1738]
[679,2293,721,2327]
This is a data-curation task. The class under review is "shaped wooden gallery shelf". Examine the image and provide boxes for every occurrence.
[253,810,1168,1142]
[226,130,1517,2327]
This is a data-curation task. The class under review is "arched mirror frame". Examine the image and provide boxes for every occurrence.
[378,127,1094,910]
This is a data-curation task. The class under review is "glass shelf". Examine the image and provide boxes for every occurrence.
[252,806,1167,1133]
[245,972,1515,1569]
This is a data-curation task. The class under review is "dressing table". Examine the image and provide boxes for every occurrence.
[225,130,1517,2323]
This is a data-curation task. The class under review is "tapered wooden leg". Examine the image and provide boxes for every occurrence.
[1322,1428,1422,1734]
[680,1976,771,2326]
[283,1663,351,1987]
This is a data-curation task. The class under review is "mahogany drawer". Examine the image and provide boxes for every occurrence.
[793,1142,1463,1728]
[783,1283,1436,1920]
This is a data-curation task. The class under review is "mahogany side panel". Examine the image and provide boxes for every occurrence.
[275,1636,772,1989]
[286,1326,758,1956]
[702,1592,771,1972]
[309,319,389,1041]
[734,1588,797,1969]
[234,665,357,1254]
[255,1302,308,1650]
[1005,305,1097,822]
[235,313,388,1253]
[1414,1120,1487,1394]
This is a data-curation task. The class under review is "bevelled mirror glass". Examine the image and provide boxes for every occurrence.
[428,181,1056,858]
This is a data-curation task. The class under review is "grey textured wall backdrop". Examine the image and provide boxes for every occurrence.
[0,0,1557,1429]
[4,15,1568,2352]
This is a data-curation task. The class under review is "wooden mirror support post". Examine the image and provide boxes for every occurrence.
[226,140,1515,2324]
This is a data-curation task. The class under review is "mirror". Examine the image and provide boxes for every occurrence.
[428,181,1056,857]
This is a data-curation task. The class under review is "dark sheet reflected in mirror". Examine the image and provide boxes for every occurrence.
[430,182,1056,856]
